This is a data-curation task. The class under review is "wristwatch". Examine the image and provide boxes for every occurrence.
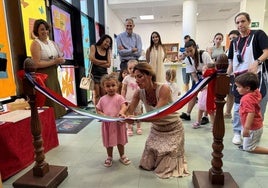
[256,59,262,65]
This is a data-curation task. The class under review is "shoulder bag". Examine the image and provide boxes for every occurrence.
[79,63,94,90]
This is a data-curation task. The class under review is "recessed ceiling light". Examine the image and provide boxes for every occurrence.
[140,15,154,20]
[219,8,232,12]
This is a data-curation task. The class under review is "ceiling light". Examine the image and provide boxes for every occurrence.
[140,15,154,20]
[219,8,232,12]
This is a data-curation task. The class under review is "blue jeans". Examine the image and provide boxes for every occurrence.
[260,73,268,118]
[233,102,242,135]
[182,67,190,84]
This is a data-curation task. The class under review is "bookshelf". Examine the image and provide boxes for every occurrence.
[163,43,179,62]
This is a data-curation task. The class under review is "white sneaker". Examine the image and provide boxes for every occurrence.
[232,134,241,145]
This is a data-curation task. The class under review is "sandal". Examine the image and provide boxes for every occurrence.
[136,128,142,135]
[119,155,131,165]
[127,128,133,136]
[104,157,113,167]
[192,122,201,129]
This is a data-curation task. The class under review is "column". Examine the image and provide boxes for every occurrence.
[182,0,197,45]
[240,0,267,29]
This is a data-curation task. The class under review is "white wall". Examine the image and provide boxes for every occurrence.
[105,5,267,55]
[134,22,182,50]
[105,5,240,52]
[105,3,124,39]
[134,19,238,51]
[265,15,268,32]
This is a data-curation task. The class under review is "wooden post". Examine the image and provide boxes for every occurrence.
[192,54,238,188]
[208,56,230,184]
[13,58,68,188]
[22,59,49,176]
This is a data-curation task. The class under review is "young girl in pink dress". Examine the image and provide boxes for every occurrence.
[192,63,216,129]
[121,60,143,136]
[96,74,131,167]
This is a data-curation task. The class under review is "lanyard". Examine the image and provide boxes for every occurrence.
[236,30,251,60]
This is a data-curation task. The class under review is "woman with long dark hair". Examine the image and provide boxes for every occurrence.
[89,34,113,105]
[146,31,166,83]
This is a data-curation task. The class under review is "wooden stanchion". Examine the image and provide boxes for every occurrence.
[13,58,68,188]
[192,54,238,188]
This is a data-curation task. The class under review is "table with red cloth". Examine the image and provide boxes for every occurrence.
[0,107,59,181]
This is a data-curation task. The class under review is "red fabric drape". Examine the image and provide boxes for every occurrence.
[203,68,217,114]
[0,108,58,180]
[17,70,48,107]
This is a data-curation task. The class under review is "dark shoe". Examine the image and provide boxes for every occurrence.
[238,145,244,151]
[201,116,209,125]
[180,112,191,120]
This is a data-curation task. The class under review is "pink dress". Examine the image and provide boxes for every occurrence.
[96,93,128,147]
[197,87,208,111]
[122,75,142,114]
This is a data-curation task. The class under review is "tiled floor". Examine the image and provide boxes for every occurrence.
[2,105,268,188]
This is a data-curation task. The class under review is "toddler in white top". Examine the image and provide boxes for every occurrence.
[165,69,181,102]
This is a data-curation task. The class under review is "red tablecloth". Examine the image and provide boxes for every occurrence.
[0,108,59,180]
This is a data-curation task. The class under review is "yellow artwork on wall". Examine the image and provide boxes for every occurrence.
[0,0,16,98]
[20,0,47,56]
[52,9,67,31]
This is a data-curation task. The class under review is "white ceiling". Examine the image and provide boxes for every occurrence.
[107,0,242,24]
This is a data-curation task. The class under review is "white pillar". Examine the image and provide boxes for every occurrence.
[182,0,197,46]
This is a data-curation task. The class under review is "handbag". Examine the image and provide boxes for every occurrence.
[79,63,94,90]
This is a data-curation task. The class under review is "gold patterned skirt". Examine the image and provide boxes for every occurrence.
[139,120,190,178]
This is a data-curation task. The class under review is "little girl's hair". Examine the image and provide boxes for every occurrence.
[100,74,119,88]
[127,60,138,74]
[166,69,176,82]
[118,69,128,82]
[128,59,138,65]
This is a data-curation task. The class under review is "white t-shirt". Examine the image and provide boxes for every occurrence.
[122,75,139,102]
[167,82,180,102]
[185,51,214,74]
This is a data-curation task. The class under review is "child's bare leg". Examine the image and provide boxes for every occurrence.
[134,112,142,134]
[117,144,131,165]
[192,109,203,129]
[117,144,124,157]
[197,109,204,123]
[106,147,113,158]
[127,124,133,136]
[136,122,141,129]
[136,121,142,135]
[104,147,113,167]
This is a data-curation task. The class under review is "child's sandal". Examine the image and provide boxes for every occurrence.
[119,155,131,165]
[104,157,113,167]
[127,128,133,136]
[192,122,201,129]
[136,128,142,135]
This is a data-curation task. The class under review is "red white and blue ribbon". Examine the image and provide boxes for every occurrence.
[25,72,216,122]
